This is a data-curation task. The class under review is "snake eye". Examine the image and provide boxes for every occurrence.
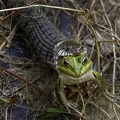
[64,59,69,67]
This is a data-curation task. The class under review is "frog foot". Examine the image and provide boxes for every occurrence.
[66,100,78,111]
[65,100,85,118]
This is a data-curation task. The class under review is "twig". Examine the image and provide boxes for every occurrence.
[6,24,18,48]
[0,71,13,95]
[5,105,10,120]
[0,4,81,13]
[112,104,120,120]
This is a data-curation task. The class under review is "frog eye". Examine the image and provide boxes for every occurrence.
[83,57,88,64]
[64,59,70,67]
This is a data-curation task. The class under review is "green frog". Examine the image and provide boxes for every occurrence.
[56,51,118,113]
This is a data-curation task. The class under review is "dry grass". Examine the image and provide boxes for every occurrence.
[0,0,120,120]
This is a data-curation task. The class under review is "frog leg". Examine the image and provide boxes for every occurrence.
[56,80,87,119]
[56,78,78,112]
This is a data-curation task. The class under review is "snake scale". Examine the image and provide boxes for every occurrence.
[5,0,79,67]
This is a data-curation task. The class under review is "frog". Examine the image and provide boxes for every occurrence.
[56,52,118,113]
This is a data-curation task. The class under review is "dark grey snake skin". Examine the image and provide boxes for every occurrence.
[5,0,71,67]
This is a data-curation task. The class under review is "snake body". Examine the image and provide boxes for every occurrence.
[5,0,73,67]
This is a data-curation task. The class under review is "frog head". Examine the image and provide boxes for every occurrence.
[57,53,92,78]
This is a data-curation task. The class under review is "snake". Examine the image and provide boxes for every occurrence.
[4,0,82,68]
